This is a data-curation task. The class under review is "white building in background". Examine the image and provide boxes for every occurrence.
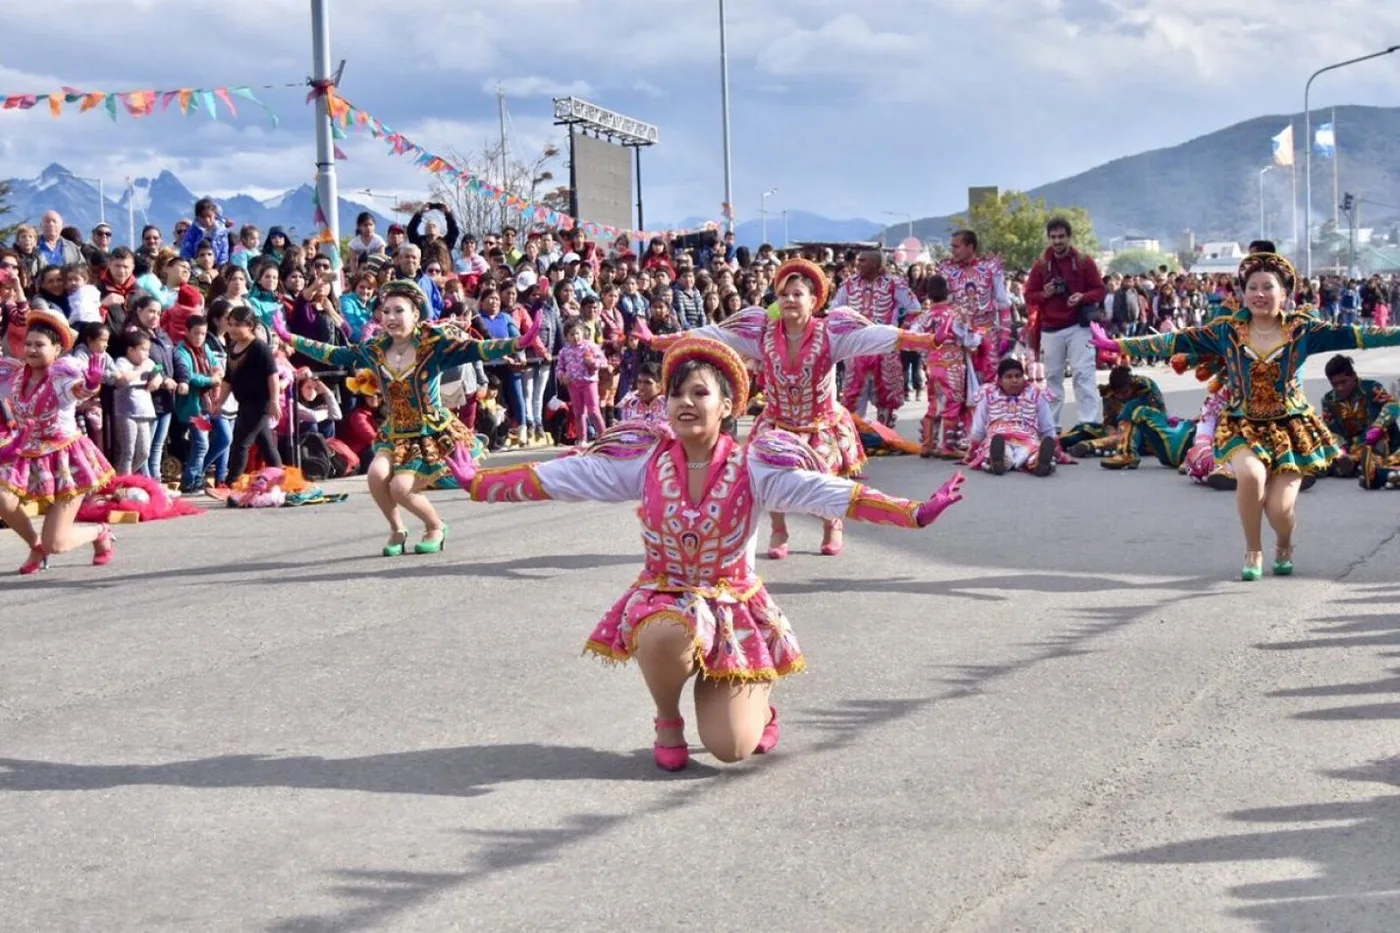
[1119,233,1160,253]
[1189,241,1245,275]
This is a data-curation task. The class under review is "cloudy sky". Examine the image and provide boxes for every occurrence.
[3,0,1399,227]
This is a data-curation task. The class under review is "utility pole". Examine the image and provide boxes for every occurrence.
[718,0,734,234]
[497,87,509,231]
[309,0,341,257]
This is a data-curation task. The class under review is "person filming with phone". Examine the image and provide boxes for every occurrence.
[1024,216,1106,425]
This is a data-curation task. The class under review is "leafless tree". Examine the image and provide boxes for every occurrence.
[423,143,569,237]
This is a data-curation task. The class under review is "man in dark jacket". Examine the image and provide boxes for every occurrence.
[1024,216,1106,424]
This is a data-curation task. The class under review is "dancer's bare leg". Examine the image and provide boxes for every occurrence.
[1263,471,1303,561]
[634,616,697,747]
[694,678,772,763]
[366,454,406,544]
[1230,449,1268,566]
[0,489,38,549]
[40,497,98,554]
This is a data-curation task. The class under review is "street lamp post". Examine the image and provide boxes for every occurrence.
[1258,166,1274,240]
[782,210,789,248]
[761,188,777,245]
[717,0,735,234]
[882,210,913,241]
[1304,45,1399,276]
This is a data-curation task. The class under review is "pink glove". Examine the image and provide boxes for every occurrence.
[1365,426,1384,447]
[83,350,105,391]
[632,317,656,344]
[1088,322,1118,353]
[916,471,966,527]
[272,311,294,344]
[445,440,479,489]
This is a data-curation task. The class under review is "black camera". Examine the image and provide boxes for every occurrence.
[1049,277,1070,296]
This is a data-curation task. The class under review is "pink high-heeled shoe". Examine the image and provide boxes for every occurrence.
[653,716,689,771]
[766,531,789,561]
[754,705,780,754]
[820,521,844,557]
[92,524,116,567]
[18,545,47,576]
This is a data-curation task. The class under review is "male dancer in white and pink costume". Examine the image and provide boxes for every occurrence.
[936,229,1012,385]
[835,250,922,427]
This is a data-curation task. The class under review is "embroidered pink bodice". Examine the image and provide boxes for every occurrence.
[978,384,1048,435]
[0,358,84,456]
[639,436,756,591]
[831,273,919,327]
[937,256,1009,330]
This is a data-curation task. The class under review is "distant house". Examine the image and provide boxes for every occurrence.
[1189,241,1245,275]
[1119,233,1160,253]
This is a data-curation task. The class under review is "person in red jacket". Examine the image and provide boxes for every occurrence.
[1024,216,1106,425]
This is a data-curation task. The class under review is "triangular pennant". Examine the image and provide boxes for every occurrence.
[333,145,348,161]
[48,94,62,118]
[177,89,193,114]
[104,93,118,121]
[213,87,236,117]
[229,87,278,128]
[331,123,347,140]
[79,92,104,113]
[160,90,179,111]
[198,90,217,118]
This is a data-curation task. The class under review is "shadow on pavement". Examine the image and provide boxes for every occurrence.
[765,571,1220,602]
[1105,596,1400,932]
[0,742,717,798]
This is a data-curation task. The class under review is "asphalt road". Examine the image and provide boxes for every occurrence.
[4,347,1400,932]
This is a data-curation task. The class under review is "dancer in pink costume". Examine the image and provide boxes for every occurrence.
[965,357,1059,476]
[0,299,117,574]
[910,275,980,458]
[834,250,923,426]
[636,258,941,557]
[937,229,1012,384]
[449,335,965,771]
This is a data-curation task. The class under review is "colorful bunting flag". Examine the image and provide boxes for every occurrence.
[304,83,718,243]
[0,84,278,126]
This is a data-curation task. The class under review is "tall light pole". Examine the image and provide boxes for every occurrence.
[782,210,789,248]
[718,0,735,234]
[1258,166,1274,240]
[882,210,913,240]
[760,188,777,245]
[1304,45,1399,276]
[310,0,341,257]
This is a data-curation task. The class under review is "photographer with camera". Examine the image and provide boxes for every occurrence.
[1024,217,1106,425]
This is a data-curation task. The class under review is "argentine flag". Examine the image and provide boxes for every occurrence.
[1313,123,1336,159]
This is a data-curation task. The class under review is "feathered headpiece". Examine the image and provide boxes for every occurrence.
[378,279,429,309]
[773,258,829,310]
[345,368,381,398]
[1237,251,1296,294]
[660,335,750,416]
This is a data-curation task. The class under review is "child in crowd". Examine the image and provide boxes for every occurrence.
[70,321,132,445]
[616,361,667,425]
[113,331,160,475]
[556,318,607,448]
[66,263,103,324]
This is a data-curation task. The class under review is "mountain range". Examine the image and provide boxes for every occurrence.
[883,104,1400,248]
[3,163,392,249]
[9,106,1398,253]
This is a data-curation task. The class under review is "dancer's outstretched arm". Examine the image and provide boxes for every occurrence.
[1089,321,1222,364]
[1297,319,1400,356]
[634,308,763,359]
[448,425,660,504]
[824,307,945,359]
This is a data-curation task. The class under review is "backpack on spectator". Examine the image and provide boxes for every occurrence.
[298,433,336,481]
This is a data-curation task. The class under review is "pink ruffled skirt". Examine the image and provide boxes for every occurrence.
[752,409,865,478]
[585,580,805,683]
[0,435,115,504]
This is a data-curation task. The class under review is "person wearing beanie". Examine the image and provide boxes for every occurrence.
[161,284,204,345]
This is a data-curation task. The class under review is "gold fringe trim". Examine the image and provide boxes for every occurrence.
[0,468,115,507]
[578,609,805,684]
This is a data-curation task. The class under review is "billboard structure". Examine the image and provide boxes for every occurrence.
[553,96,659,232]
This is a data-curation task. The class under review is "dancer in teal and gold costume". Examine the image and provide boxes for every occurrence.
[1091,251,1400,580]
[274,280,539,555]
[1319,354,1400,480]
[1061,366,1165,459]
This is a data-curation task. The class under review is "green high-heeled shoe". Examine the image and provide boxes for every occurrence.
[1272,545,1294,576]
[382,529,409,557]
[1241,551,1263,581]
[414,523,450,554]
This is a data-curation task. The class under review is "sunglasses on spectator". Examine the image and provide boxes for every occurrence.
[426,266,443,274]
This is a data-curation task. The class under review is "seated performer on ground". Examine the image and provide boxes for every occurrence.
[273,280,539,556]
[635,258,942,558]
[965,357,1058,476]
[1091,250,1400,580]
[910,275,979,459]
[1319,353,1400,479]
[1060,365,1164,457]
[448,335,965,771]
[1178,358,1238,491]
